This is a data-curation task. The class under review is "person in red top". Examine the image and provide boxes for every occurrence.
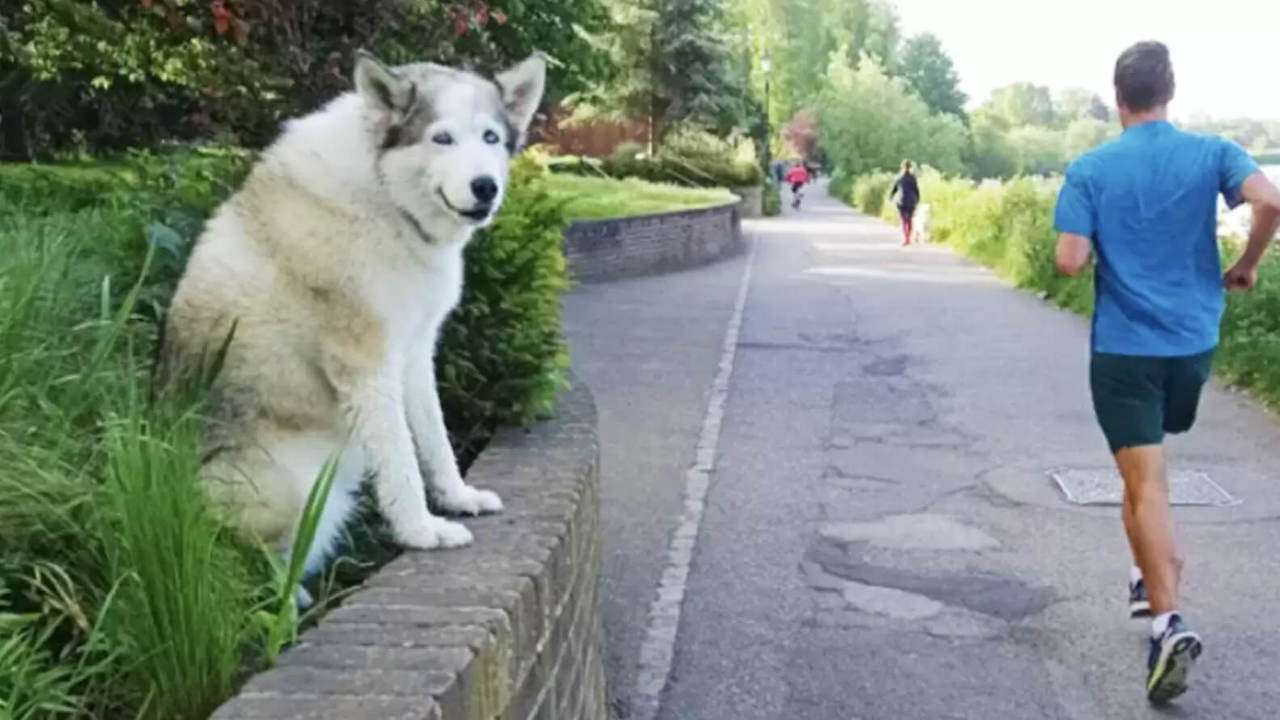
[785,163,810,208]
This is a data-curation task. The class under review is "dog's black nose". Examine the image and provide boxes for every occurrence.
[470,176,498,203]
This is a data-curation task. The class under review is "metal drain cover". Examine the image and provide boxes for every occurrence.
[1050,468,1239,506]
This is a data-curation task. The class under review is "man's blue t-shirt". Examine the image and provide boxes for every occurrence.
[1053,121,1258,357]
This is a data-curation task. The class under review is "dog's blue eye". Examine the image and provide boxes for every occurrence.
[483,130,500,145]
[431,131,454,145]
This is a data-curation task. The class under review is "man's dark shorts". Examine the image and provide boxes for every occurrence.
[897,203,916,221]
[1090,350,1214,453]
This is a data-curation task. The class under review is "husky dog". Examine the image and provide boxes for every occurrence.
[162,51,547,575]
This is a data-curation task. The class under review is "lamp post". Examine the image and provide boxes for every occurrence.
[761,53,772,177]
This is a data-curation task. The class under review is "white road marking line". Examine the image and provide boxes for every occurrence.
[630,234,758,720]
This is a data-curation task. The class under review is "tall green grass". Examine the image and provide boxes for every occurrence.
[0,152,341,719]
[1,144,570,717]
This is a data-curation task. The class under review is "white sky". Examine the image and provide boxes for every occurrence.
[892,0,1280,121]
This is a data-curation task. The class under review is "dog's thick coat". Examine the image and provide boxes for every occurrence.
[163,52,546,573]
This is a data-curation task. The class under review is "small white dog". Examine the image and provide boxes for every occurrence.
[162,50,547,575]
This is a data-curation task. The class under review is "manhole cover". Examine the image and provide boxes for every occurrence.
[1050,468,1239,506]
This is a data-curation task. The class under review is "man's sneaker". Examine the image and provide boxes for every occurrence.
[1129,578,1151,619]
[1146,615,1202,704]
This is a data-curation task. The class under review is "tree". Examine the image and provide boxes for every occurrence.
[815,50,968,177]
[783,110,819,160]
[729,0,899,128]
[1064,117,1115,159]
[983,82,1056,128]
[654,0,742,133]
[967,110,1016,179]
[1056,88,1111,124]
[573,0,744,147]
[1182,117,1275,154]
[1006,125,1066,175]
[895,33,966,117]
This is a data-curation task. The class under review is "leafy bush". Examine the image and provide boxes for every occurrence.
[600,141,653,180]
[1,0,613,158]
[597,128,763,189]
[0,149,572,716]
[763,177,782,216]
[851,171,895,216]
[827,169,853,203]
[658,127,762,186]
[438,155,571,461]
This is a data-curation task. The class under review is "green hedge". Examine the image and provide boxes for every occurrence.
[849,168,1280,408]
[827,169,853,205]
[763,177,782,217]
[851,171,896,216]
[440,155,570,462]
[0,150,569,718]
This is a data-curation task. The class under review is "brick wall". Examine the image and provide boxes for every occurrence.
[211,379,605,720]
[564,200,743,282]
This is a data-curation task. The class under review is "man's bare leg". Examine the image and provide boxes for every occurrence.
[1116,444,1179,615]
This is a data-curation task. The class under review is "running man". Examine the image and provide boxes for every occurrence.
[889,160,920,246]
[1053,41,1280,704]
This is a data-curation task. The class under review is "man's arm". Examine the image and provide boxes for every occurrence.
[1056,233,1092,276]
[1225,171,1280,291]
[1054,160,1094,275]
[1234,172,1280,267]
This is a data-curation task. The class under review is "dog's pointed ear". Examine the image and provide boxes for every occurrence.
[354,50,415,115]
[495,52,547,143]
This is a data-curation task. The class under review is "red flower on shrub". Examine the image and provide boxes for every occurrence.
[450,2,506,35]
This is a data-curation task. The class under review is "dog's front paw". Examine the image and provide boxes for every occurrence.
[437,485,504,516]
[395,517,474,550]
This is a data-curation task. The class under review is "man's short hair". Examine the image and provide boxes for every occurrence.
[1114,41,1175,111]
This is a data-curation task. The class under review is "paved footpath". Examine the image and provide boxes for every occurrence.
[563,181,1280,720]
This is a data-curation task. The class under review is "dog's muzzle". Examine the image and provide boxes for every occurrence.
[438,189,493,223]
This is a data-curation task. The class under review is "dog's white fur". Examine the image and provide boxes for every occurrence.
[163,52,546,575]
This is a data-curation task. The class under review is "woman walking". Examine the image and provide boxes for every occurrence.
[890,160,920,246]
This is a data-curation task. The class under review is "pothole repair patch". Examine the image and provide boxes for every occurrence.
[820,513,1000,551]
[1051,468,1239,506]
[840,581,943,620]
